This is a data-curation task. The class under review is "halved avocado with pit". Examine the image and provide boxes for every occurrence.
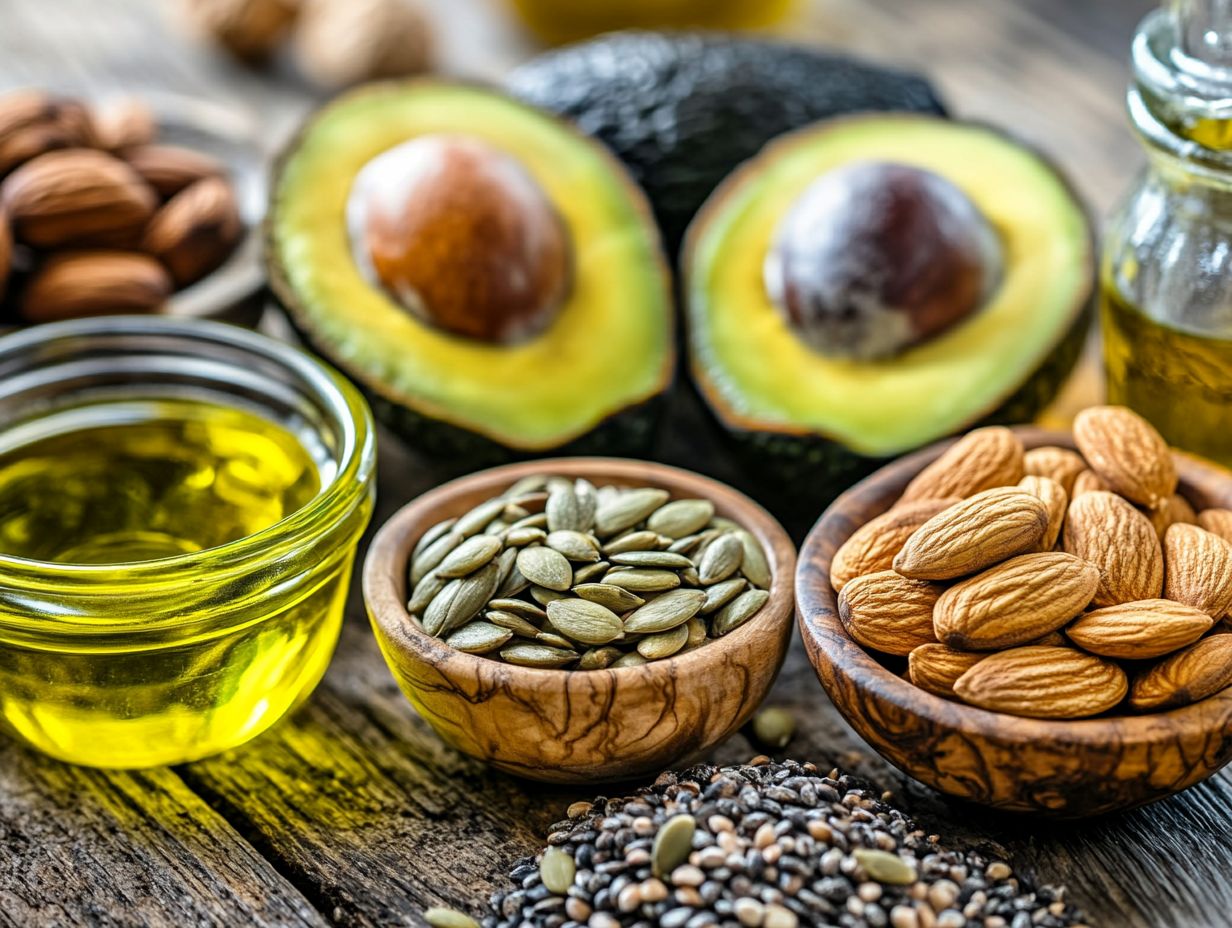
[267,81,674,464]
[684,114,1093,497]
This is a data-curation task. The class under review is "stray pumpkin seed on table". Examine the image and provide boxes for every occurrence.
[405,475,772,669]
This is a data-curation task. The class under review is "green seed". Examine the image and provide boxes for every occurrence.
[504,526,548,547]
[603,568,681,593]
[445,621,513,654]
[501,503,530,522]
[610,651,647,668]
[408,571,448,615]
[647,498,715,538]
[547,530,601,562]
[571,560,611,584]
[539,846,576,894]
[698,533,744,584]
[536,631,575,649]
[595,488,670,536]
[421,579,462,637]
[577,646,623,670]
[424,907,479,928]
[574,478,598,530]
[652,814,696,877]
[546,483,582,533]
[572,582,645,612]
[700,577,747,615]
[602,530,662,556]
[509,512,548,531]
[637,624,689,660]
[489,598,547,620]
[683,616,708,649]
[435,535,503,578]
[485,610,541,637]
[412,518,457,561]
[455,499,507,537]
[751,707,795,749]
[530,585,569,605]
[546,599,624,645]
[499,642,577,668]
[410,528,463,585]
[737,530,772,589]
[432,561,502,637]
[517,546,573,591]
[713,588,769,636]
[609,551,694,569]
[624,588,707,634]
[854,848,918,885]
[502,475,547,498]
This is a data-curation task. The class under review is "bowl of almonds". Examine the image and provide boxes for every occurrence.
[363,458,796,783]
[797,407,1232,817]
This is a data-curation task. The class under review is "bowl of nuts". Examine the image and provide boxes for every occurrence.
[363,458,796,783]
[0,89,265,326]
[797,408,1232,817]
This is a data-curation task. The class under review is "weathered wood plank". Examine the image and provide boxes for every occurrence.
[0,739,329,928]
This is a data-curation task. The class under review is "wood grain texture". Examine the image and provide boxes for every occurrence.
[365,458,796,782]
[797,427,1232,817]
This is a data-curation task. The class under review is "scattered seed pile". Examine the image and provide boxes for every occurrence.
[407,475,771,669]
[480,759,1087,928]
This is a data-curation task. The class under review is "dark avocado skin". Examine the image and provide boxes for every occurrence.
[506,32,946,254]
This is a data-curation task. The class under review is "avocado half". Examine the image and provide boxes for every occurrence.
[684,114,1094,502]
[507,32,946,255]
[266,81,674,465]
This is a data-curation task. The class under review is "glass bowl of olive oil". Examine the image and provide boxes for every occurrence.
[0,316,375,767]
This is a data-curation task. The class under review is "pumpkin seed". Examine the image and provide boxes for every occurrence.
[667,533,703,554]
[455,499,507,537]
[751,706,795,749]
[637,624,689,659]
[536,631,575,649]
[610,652,647,668]
[547,599,624,645]
[713,589,769,636]
[539,846,576,894]
[495,564,530,599]
[652,814,696,877]
[698,533,743,584]
[412,518,456,561]
[595,488,670,537]
[603,568,681,593]
[546,483,583,533]
[571,560,610,584]
[421,578,463,637]
[683,616,708,649]
[485,610,541,637]
[609,550,693,569]
[577,646,623,670]
[680,566,701,586]
[711,516,742,532]
[504,526,547,547]
[647,499,715,538]
[494,547,517,587]
[624,589,707,634]
[488,598,547,621]
[737,530,772,589]
[530,585,569,605]
[602,530,662,556]
[700,577,747,615]
[410,528,463,585]
[436,561,503,636]
[446,621,513,654]
[574,478,598,530]
[501,503,530,522]
[854,848,918,885]
[510,512,548,531]
[546,530,601,562]
[435,535,502,578]
[499,642,577,668]
[425,907,479,928]
[573,582,645,612]
[483,519,508,535]
[502,475,547,498]
[517,546,573,591]
[408,571,449,615]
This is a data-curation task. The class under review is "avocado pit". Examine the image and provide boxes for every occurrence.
[764,161,1002,360]
[347,134,572,342]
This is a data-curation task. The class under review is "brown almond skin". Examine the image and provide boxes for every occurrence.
[899,426,1024,502]
[122,144,225,198]
[0,207,10,301]
[0,91,96,175]
[1163,523,1232,619]
[934,552,1099,650]
[142,176,243,286]
[1062,491,1163,607]
[1017,475,1067,551]
[1073,405,1177,508]
[1022,445,1087,496]
[837,570,940,657]
[1129,634,1232,711]
[908,644,985,699]
[953,646,1127,719]
[2,148,156,248]
[20,251,171,322]
[1198,508,1232,545]
[1145,493,1197,540]
[93,98,157,152]
[1067,599,1213,660]
[829,498,956,592]
[893,487,1048,581]
[1071,469,1112,497]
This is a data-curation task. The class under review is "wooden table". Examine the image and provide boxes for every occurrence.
[6,2,1229,927]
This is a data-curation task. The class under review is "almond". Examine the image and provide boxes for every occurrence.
[122,144,225,198]
[829,498,957,592]
[899,426,1024,502]
[142,177,242,286]
[1163,523,1232,619]
[2,148,156,248]
[1197,508,1232,544]
[1022,445,1087,495]
[1062,491,1163,607]
[1027,631,1068,647]
[1145,493,1197,540]
[1066,599,1213,660]
[1129,634,1232,711]
[893,487,1048,581]
[1073,405,1177,508]
[1017,475,1067,551]
[837,570,940,657]
[0,91,95,175]
[953,646,1127,719]
[933,552,1099,650]
[93,98,157,152]
[0,207,10,301]
[907,644,985,699]
[1071,469,1111,496]
[20,251,171,322]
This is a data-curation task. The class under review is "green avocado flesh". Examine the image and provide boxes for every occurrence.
[268,82,673,452]
[686,115,1093,458]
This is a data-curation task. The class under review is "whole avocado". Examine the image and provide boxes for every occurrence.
[506,32,947,253]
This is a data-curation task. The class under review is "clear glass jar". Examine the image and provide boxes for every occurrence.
[1103,4,1232,465]
[0,317,375,768]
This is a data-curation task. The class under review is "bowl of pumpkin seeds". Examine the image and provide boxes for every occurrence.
[363,458,796,783]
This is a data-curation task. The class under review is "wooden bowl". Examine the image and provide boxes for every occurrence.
[364,458,796,783]
[797,426,1232,818]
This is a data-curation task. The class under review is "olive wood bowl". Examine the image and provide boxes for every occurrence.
[797,426,1232,818]
[364,457,797,783]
